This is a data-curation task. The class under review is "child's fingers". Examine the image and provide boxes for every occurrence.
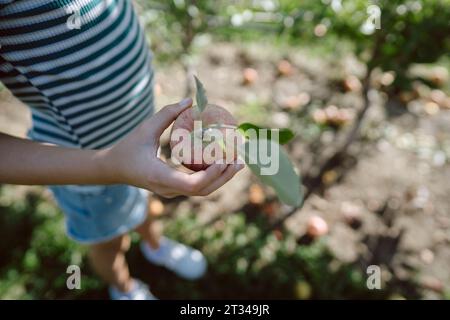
[144,98,193,138]
[156,161,228,195]
[185,163,230,193]
[197,163,244,196]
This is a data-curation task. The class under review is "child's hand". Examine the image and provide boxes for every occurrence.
[105,98,244,198]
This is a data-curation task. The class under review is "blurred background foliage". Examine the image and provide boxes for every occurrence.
[1,0,450,299]
[138,0,450,91]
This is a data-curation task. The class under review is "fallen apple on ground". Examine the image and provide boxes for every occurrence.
[169,76,303,207]
[248,183,265,205]
[242,67,258,85]
[342,75,362,92]
[277,59,294,77]
[306,215,329,238]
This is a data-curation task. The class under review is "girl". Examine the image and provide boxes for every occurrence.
[0,0,242,299]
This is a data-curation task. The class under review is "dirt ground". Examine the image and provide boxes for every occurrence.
[1,42,449,298]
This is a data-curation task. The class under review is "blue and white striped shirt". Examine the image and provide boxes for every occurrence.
[0,0,154,149]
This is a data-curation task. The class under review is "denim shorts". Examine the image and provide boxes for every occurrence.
[49,185,149,244]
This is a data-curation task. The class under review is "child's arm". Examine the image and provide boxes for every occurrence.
[0,98,243,197]
[0,132,113,185]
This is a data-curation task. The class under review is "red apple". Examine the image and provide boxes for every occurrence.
[342,75,362,92]
[312,109,327,125]
[262,201,279,217]
[170,104,239,171]
[248,183,265,205]
[277,59,294,77]
[306,215,329,238]
[281,93,310,110]
[242,68,258,85]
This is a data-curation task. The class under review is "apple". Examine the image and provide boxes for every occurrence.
[242,67,258,85]
[312,106,354,127]
[429,66,448,87]
[170,103,239,171]
[169,76,302,208]
[281,93,310,110]
[277,59,294,77]
[306,215,329,238]
[262,201,279,217]
[424,101,439,115]
[248,183,265,205]
[342,75,362,92]
[429,89,446,104]
[379,71,395,87]
[398,91,417,104]
[312,109,327,125]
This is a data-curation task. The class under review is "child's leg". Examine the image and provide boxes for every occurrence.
[135,217,162,249]
[88,234,133,293]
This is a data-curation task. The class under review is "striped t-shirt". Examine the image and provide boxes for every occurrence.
[0,0,154,149]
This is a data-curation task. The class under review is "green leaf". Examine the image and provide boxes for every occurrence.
[194,76,208,113]
[237,122,295,145]
[238,138,302,207]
